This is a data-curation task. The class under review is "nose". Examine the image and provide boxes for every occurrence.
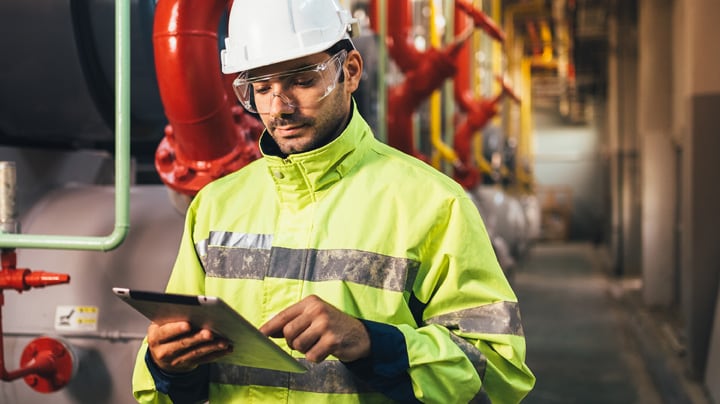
[268,92,295,117]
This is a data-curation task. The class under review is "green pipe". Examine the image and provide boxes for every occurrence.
[0,0,130,251]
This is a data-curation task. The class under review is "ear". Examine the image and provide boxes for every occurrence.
[343,50,363,93]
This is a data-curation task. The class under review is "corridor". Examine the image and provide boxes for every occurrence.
[513,243,711,404]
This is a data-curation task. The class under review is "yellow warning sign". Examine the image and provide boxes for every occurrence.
[55,305,99,331]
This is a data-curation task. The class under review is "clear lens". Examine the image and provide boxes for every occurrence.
[233,50,347,114]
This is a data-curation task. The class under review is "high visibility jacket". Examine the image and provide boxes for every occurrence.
[133,104,535,403]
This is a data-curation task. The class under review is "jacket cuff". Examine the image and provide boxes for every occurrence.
[344,319,420,402]
[144,350,209,404]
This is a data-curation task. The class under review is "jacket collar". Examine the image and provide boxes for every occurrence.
[260,102,371,196]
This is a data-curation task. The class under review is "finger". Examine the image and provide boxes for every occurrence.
[171,339,234,368]
[147,321,192,345]
[150,329,217,372]
[259,302,307,338]
[302,333,334,363]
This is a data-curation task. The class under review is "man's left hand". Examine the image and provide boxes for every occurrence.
[259,295,371,363]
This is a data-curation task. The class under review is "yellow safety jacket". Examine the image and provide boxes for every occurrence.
[133,104,535,403]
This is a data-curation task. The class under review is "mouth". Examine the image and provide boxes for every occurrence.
[272,123,306,137]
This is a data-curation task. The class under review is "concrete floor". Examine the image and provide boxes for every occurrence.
[512,243,712,404]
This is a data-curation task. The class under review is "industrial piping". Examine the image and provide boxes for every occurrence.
[153,0,262,197]
[452,0,519,189]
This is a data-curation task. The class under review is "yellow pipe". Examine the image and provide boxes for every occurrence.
[539,19,554,64]
[518,57,535,190]
[429,0,458,169]
[473,134,493,175]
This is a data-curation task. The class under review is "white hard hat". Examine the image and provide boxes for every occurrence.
[221,0,358,74]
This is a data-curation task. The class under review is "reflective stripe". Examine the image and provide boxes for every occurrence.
[204,243,419,293]
[210,360,376,394]
[211,231,273,249]
[447,333,491,403]
[448,332,487,380]
[196,232,273,258]
[270,247,418,292]
[205,247,270,280]
[426,301,524,336]
[195,239,208,259]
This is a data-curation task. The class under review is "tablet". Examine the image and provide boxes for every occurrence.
[112,287,307,373]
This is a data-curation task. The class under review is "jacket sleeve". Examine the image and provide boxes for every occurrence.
[132,199,210,403]
[398,194,535,403]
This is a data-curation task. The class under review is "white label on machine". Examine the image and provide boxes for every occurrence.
[55,305,99,331]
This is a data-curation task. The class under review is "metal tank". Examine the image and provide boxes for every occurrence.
[0,1,182,401]
[1,185,183,403]
[0,0,165,170]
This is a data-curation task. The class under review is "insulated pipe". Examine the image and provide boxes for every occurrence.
[153,0,262,196]
[0,0,130,251]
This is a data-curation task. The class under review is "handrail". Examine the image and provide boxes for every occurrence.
[0,0,130,251]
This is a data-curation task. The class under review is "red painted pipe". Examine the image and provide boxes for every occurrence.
[0,250,73,392]
[451,1,514,189]
[455,0,505,43]
[153,0,262,196]
[370,0,465,160]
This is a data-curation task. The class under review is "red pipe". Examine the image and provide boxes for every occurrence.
[451,1,516,189]
[370,0,465,160]
[455,0,505,43]
[153,0,262,196]
[453,77,520,189]
[0,250,73,392]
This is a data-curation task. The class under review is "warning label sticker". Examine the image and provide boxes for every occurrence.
[55,305,99,331]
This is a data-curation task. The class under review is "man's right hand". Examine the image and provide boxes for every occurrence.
[146,321,233,373]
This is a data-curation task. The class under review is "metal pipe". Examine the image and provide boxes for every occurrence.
[152,0,262,196]
[0,0,130,251]
[4,331,147,342]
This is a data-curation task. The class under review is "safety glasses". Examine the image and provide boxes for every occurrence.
[232,50,347,114]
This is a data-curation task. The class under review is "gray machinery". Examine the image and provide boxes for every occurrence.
[0,1,181,402]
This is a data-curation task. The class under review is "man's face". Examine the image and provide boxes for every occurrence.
[245,50,362,156]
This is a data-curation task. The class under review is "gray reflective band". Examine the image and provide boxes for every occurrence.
[209,231,273,250]
[210,360,376,394]
[195,239,208,259]
[269,247,418,292]
[449,332,487,380]
[195,232,273,259]
[203,243,419,293]
[426,301,524,336]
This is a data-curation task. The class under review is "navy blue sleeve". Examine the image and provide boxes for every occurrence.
[343,319,421,403]
[144,350,209,404]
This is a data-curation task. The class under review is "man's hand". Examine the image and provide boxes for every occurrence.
[146,321,233,373]
[259,295,371,363]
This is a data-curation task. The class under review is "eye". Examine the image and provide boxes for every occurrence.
[252,81,272,95]
[291,73,318,88]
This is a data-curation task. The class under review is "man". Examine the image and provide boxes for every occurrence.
[132,0,535,402]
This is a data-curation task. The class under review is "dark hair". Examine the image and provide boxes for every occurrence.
[324,39,355,82]
[325,38,356,56]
